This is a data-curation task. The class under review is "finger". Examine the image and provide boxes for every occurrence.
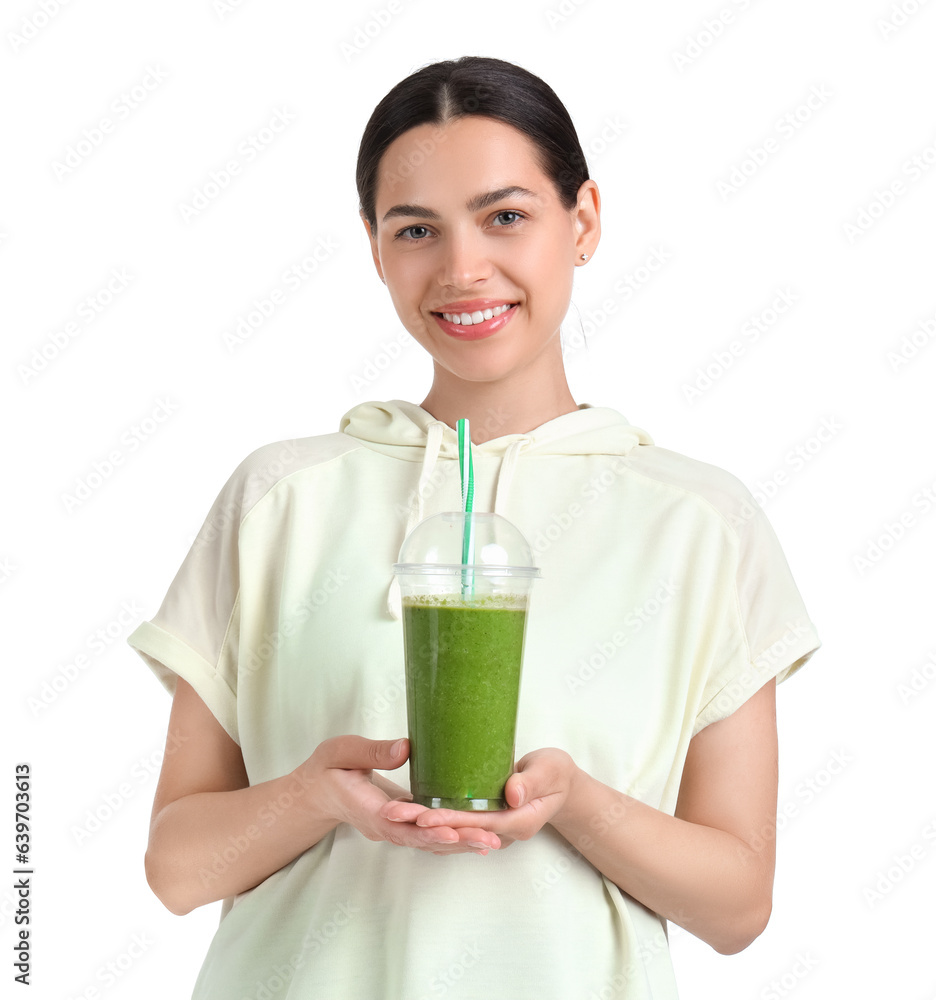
[384,815,501,851]
[380,800,428,823]
[320,735,409,772]
[438,827,501,850]
[415,807,509,828]
[384,810,501,847]
[504,772,525,809]
[417,826,460,845]
[430,844,492,856]
[458,828,501,850]
[413,813,503,846]
[507,748,570,806]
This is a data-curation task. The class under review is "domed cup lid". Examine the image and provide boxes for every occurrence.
[393,511,541,578]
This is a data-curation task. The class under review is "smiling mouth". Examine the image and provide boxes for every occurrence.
[431,303,518,326]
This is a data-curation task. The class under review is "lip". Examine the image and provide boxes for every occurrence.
[431,302,518,341]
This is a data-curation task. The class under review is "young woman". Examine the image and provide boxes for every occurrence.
[130,56,820,998]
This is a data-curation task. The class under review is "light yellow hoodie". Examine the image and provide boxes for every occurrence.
[128,398,820,999]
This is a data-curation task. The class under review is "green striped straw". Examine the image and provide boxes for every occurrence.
[456,418,475,598]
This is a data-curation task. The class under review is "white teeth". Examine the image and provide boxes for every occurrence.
[441,303,513,325]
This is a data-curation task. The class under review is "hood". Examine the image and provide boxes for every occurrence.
[339,399,654,619]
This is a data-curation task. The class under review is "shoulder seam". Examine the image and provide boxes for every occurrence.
[239,440,361,528]
[621,460,748,544]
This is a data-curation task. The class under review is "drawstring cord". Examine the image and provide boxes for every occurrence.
[385,428,532,619]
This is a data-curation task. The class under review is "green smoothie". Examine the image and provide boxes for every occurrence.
[402,594,528,810]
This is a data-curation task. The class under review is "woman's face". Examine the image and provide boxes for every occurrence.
[362,115,599,386]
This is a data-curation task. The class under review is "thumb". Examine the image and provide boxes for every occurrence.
[504,750,557,808]
[319,735,409,771]
[504,762,532,809]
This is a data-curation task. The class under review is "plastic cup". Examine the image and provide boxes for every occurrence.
[393,512,541,810]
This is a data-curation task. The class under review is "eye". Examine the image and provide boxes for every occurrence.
[394,224,432,242]
[492,210,525,227]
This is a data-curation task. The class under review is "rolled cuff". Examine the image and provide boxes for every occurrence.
[127,620,239,745]
[693,619,821,736]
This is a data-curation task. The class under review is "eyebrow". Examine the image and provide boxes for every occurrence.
[381,186,539,223]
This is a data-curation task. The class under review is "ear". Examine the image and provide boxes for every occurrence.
[360,210,385,282]
[572,179,601,264]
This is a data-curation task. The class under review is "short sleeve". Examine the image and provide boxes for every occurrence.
[127,459,252,744]
[692,490,821,736]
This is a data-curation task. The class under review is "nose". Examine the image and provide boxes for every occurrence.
[437,225,494,290]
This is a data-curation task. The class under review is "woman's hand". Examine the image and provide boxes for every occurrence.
[378,748,579,849]
[304,735,500,855]
[147,680,500,916]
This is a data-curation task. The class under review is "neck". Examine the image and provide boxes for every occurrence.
[419,343,579,444]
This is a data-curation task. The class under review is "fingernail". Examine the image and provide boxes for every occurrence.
[390,739,405,757]
[469,842,488,849]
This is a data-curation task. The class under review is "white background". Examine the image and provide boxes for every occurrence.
[3,0,935,997]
